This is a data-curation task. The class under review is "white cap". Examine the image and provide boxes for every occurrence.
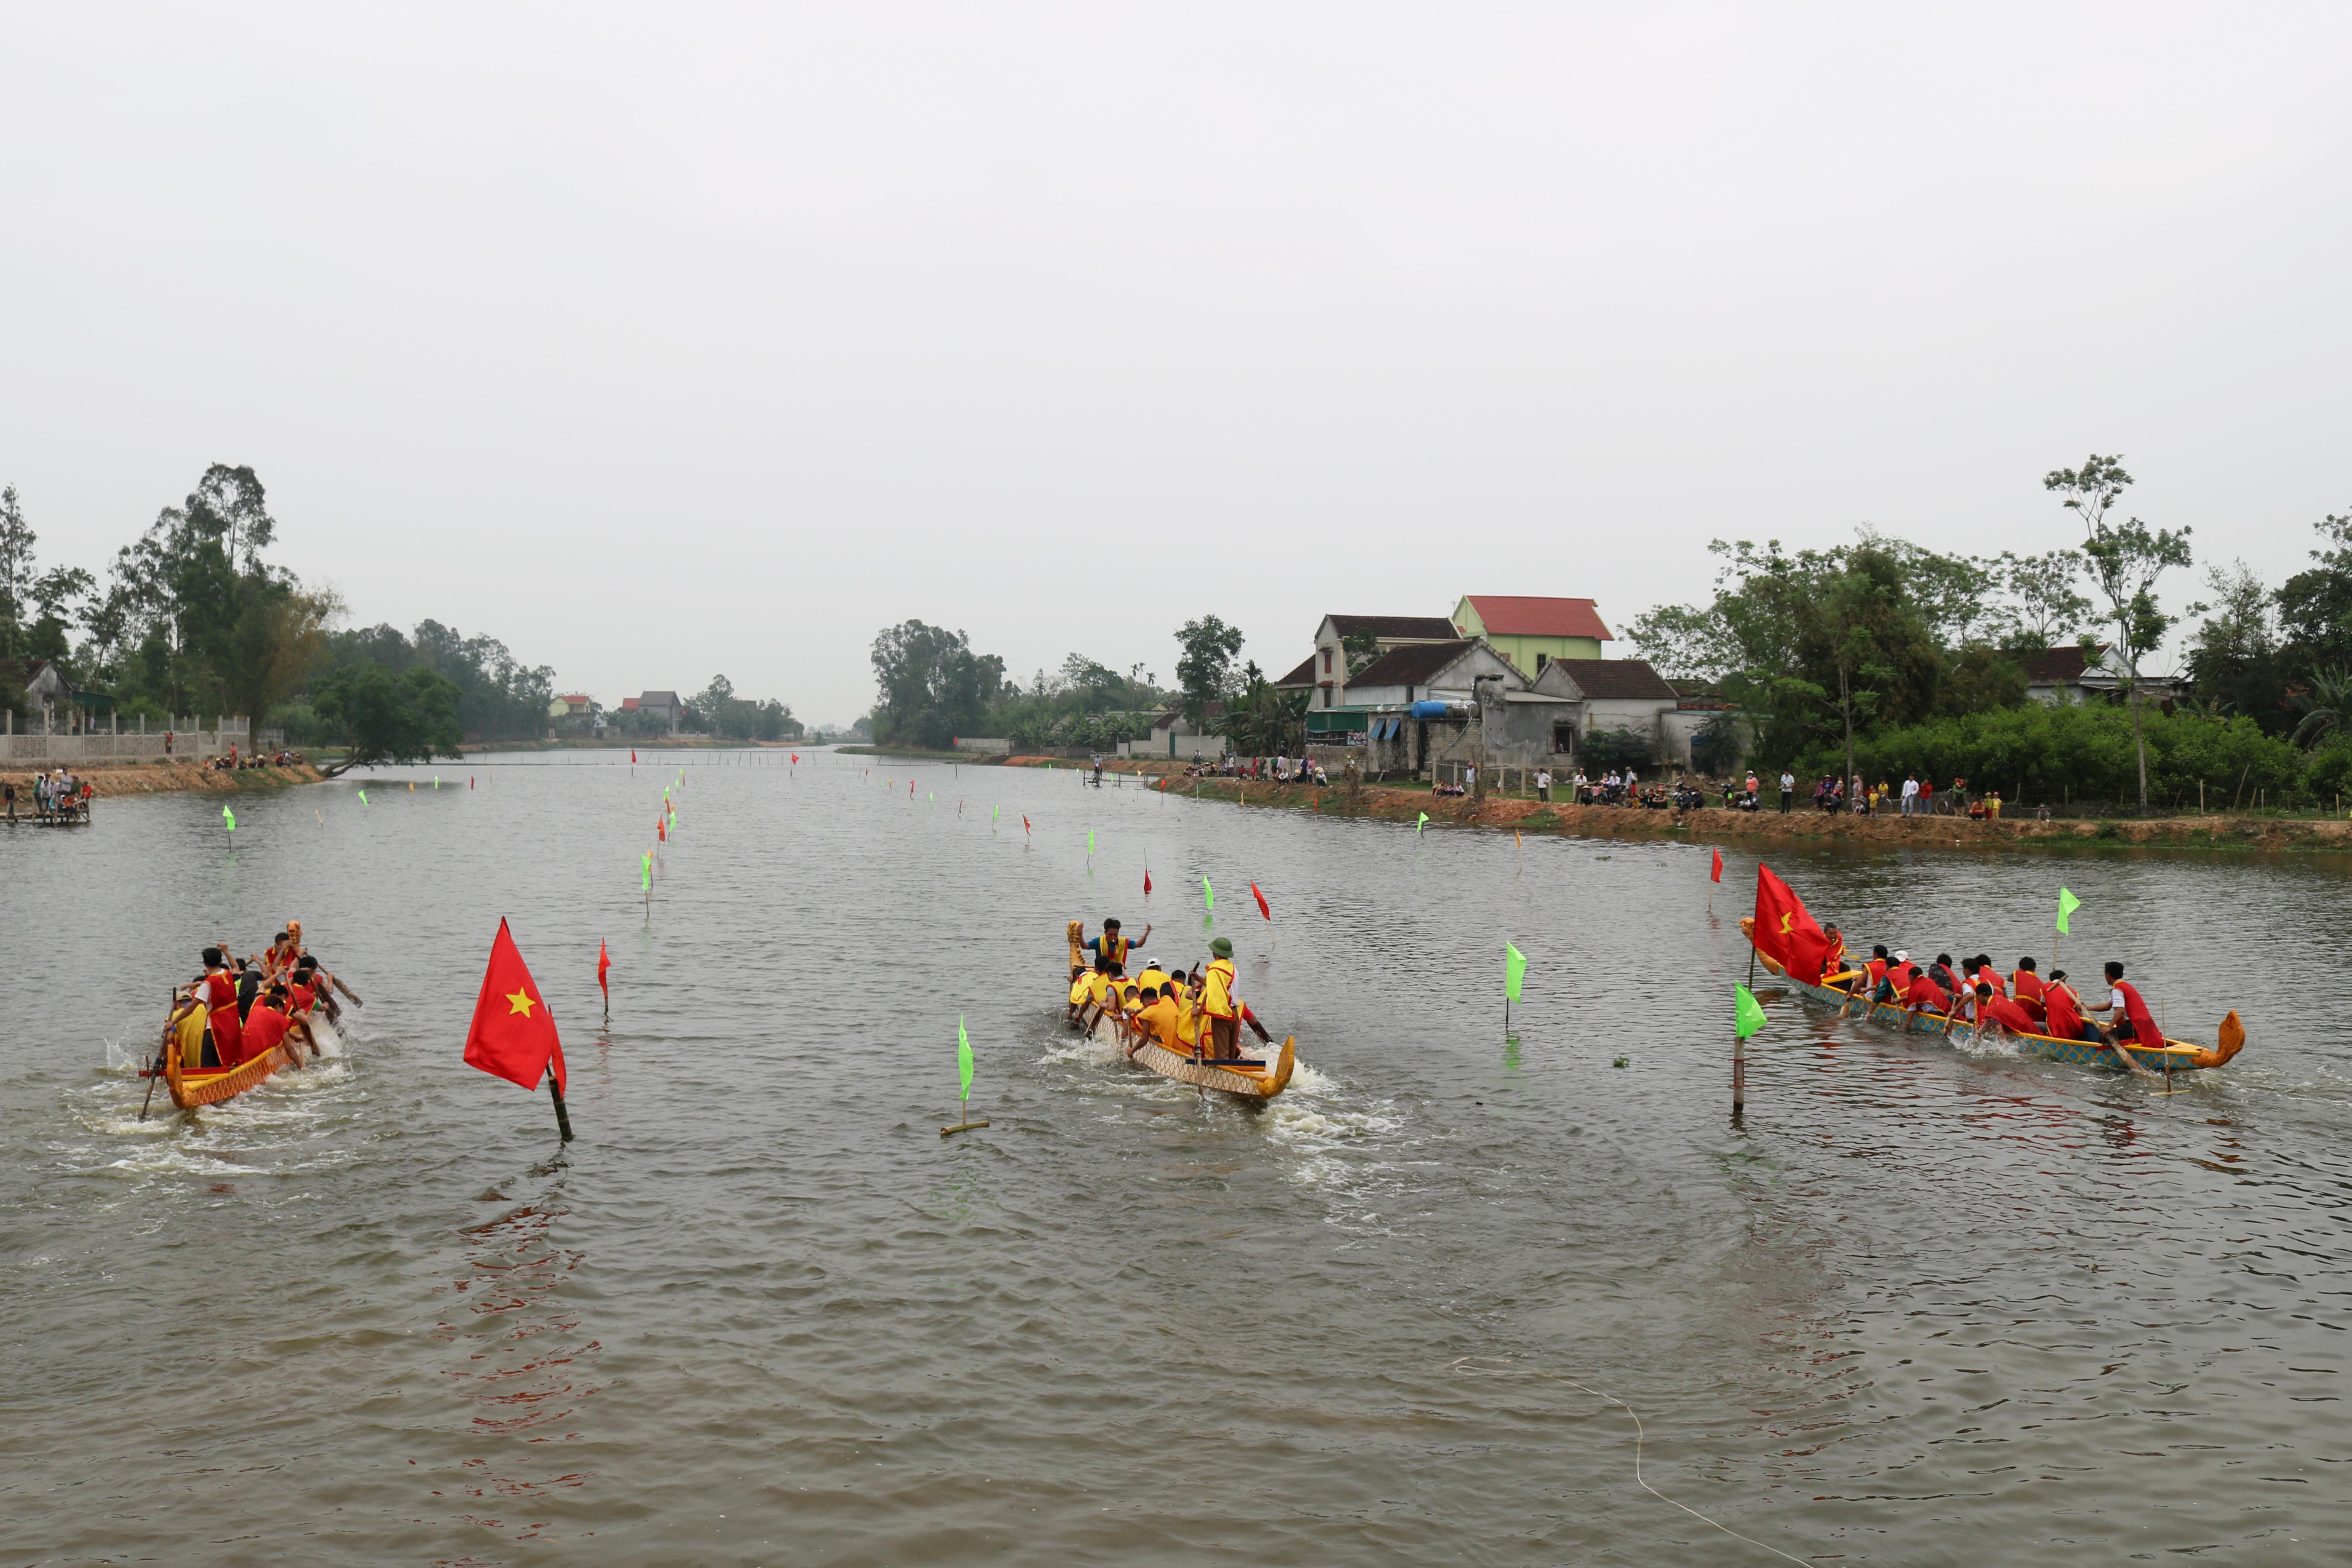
[1892,950,1909,963]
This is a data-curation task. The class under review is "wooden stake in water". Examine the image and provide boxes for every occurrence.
[548,1070,575,1142]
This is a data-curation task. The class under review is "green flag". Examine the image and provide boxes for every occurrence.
[1087,828,1095,854]
[957,1015,974,1102]
[1416,811,1429,832]
[1505,942,1526,1003]
[357,788,367,805]
[222,804,235,832]
[641,851,653,891]
[2056,886,2081,935]
[993,804,1000,823]
[1202,876,1215,910]
[1734,983,1767,1039]
[433,774,440,789]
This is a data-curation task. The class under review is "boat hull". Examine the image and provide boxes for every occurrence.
[163,1030,308,1109]
[1129,1034,1296,1099]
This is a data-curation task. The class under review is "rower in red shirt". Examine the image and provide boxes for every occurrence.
[198,947,241,1068]
[1971,982,2039,1036]
[1862,945,1891,998]
[2101,962,2162,1046]
[2041,970,2093,1041]
[239,984,295,1068]
[2009,957,2047,1022]
[1902,964,1951,1017]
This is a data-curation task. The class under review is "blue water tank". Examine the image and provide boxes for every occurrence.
[1410,700,1456,719]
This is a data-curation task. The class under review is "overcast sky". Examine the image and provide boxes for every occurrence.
[3,4,2347,725]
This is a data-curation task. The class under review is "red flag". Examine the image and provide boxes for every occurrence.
[631,749,637,764]
[597,938,610,1002]
[1022,815,1031,835]
[1752,865,1831,983]
[1252,881,1271,921]
[1144,867,1153,895]
[470,776,476,789]
[658,815,666,842]
[464,918,566,1095]
[791,753,798,764]
[1710,847,1723,883]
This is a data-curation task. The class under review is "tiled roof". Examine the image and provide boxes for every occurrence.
[1462,596,1614,640]
[1546,658,1678,701]
[1273,654,1319,689]
[1323,613,1461,642]
[1350,639,1480,688]
[2004,645,2109,683]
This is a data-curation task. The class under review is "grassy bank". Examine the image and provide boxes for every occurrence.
[1130,771,2352,854]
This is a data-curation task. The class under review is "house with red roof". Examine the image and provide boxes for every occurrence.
[1450,596,1613,676]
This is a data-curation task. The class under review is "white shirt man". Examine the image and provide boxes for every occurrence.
[1901,776,1921,816]
[1779,771,1795,813]
[1536,768,1552,801]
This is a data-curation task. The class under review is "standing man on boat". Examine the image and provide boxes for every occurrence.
[1083,918,1149,976]
[1199,937,1243,1060]
[198,949,242,1067]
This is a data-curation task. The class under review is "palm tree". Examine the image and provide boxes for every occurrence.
[2289,666,2352,748]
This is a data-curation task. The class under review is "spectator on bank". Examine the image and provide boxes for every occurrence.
[1900,774,1921,816]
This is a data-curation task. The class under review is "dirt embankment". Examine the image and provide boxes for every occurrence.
[3,761,326,800]
[1083,765,2352,854]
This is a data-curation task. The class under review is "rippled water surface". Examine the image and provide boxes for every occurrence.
[5,749,2350,1565]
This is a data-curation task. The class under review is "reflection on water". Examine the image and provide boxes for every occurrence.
[3,748,2349,1564]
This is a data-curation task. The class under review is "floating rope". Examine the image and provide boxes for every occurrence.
[1448,1357,1810,1565]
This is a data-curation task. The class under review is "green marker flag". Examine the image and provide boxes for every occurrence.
[222,804,235,832]
[641,851,653,891]
[357,789,367,805]
[2056,886,2081,935]
[992,804,1000,824]
[1416,811,1429,833]
[957,1015,974,1102]
[433,774,440,789]
[1505,942,1526,1003]
[1202,876,1215,910]
[1734,983,1767,1039]
[1087,828,1095,854]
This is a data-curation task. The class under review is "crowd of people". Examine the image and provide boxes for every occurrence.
[1176,752,1331,785]
[3,769,92,821]
[1063,918,1272,1065]
[1803,930,2166,1049]
[210,744,305,772]
[160,920,361,1075]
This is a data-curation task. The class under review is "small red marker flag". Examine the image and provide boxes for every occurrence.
[597,938,611,1003]
[1022,815,1031,836]
[658,815,666,842]
[631,749,638,764]
[1144,867,1153,895]
[791,753,798,764]
[1711,847,1723,883]
[1252,881,1271,921]
[464,918,566,1097]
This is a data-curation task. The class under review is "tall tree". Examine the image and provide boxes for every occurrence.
[1174,615,1245,728]
[1985,549,2097,648]
[869,620,1005,748]
[2276,508,2352,679]
[2044,455,2193,808]
[2184,560,2286,728]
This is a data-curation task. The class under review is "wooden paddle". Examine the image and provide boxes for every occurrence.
[139,991,179,1122]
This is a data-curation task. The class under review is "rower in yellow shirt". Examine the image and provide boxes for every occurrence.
[1199,937,1243,1061]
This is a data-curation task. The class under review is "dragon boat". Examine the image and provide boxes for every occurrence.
[1740,916,2245,1075]
[1064,921,1297,1100]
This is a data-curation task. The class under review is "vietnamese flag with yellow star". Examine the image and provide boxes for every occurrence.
[463,918,566,1095]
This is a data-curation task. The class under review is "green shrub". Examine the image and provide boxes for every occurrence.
[1796,702,2308,809]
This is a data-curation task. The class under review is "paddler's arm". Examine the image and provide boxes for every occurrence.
[331,974,363,1005]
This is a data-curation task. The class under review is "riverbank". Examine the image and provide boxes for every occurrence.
[1073,764,2352,853]
[2,760,326,800]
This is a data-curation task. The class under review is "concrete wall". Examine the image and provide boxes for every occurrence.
[3,730,240,764]
[953,737,1011,754]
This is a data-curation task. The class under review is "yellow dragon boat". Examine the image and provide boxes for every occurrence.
[1740,916,2245,1074]
[1064,921,1296,1099]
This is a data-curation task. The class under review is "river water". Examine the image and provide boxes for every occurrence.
[4,748,2348,1565]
